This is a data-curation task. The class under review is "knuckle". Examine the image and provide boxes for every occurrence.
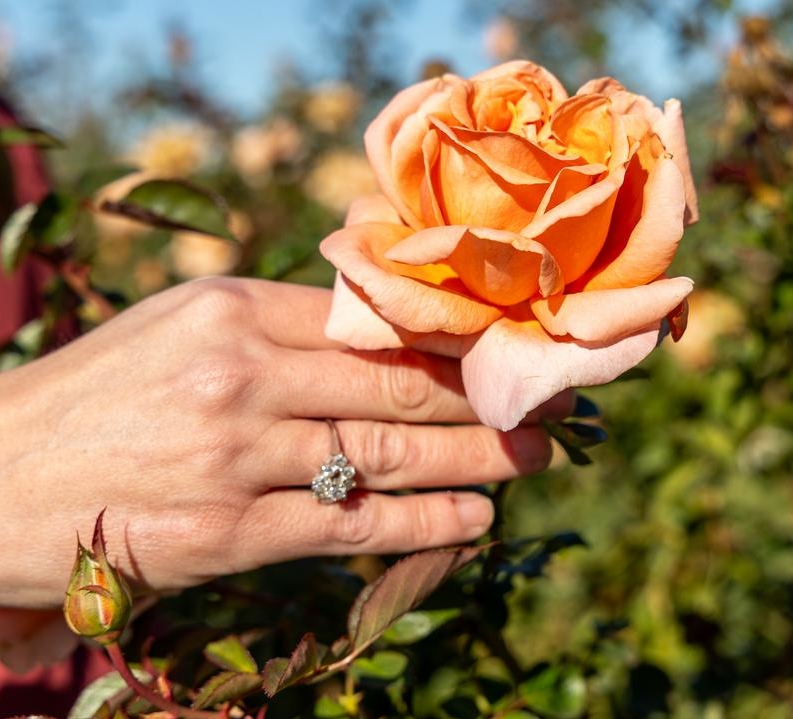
[358,422,410,476]
[179,352,257,415]
[180,277,253,327]
[380,349,435,415]
[326,504,379,546]
[408,500,438,548]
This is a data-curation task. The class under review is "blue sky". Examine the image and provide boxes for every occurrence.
[0,0,779,124]
[0,0,495,119]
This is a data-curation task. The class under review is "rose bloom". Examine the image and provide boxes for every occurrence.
[320,61,698,431]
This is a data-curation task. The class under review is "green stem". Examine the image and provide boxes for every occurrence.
[105,641,219,719]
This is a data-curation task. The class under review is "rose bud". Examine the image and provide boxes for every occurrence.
[63,510,131,645]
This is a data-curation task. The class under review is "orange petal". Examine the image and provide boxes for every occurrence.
[550,94,614,165]
[531,276,694,342]
[522,166,624,284]
[320,222,502,335]
[653,99,699,225]
[582,157,687,290]
[385,225,564,305]
[365,75,463,228]
[461,316,662,430]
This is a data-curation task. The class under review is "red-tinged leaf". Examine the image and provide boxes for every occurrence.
[100,178,235,240]
[204,635,258,673]
[261,632,326,697]
[348,545,487,654]
[192,670,263,710]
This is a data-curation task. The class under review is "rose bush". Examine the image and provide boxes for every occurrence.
[320,60,698,430]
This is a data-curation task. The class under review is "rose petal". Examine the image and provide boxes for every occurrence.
[582,156,686,290]
[366,75,464,228]
[653,99,699,225]
[461,316,662,430]
[345,194,403,226]
[531,276,694,342]
[521,166,625,284]
[320,222,502,335]
[429,119,593,230]
[325,272,418,349]
[385,225,564,305]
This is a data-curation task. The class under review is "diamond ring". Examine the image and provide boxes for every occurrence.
[311,420,357,504]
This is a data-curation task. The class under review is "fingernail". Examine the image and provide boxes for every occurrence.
[507,426,552,474]
[452,492,494,533]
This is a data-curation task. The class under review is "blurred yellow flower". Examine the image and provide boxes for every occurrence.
[303,149,378,216]
[664,289,745,370]
[169,210,252,279]
[303,82,362,134]
[231,117,304,184]
[126,121,216,177]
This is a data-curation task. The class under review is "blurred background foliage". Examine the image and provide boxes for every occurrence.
[3,0,793,717]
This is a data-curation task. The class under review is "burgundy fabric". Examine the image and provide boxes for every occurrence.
[0,97,53,345]
[0,645,112,718]
[0,97,110,717]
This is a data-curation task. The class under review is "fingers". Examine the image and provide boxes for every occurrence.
[243,419,553,492]
[233,489,495,565]
[238,280,343,350]
[270,346,476,423]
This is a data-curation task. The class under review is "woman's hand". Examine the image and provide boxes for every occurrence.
[0,278,572,608]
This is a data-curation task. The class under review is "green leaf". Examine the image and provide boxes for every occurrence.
[542,419,604,465]
[314,695,351,718]
[351,650,409,681]
[382,608,462,645]
[67,667,152,719]
[256,241,316,280]
[0,125,63,147]
[261,632,326,697]
[76,165,140,198]
[571,394,601,419]
[204,634,258,673]
[1,202,37,272]
[28,192,80,248]
[519,664,586,719]
[100,178,234,240]
[192,670,263,710]
[347,545,487,654]
[501,532,588,580]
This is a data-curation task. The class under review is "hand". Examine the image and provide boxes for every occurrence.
[0,277,572,608]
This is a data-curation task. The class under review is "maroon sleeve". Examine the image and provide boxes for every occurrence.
[0,96,77,346]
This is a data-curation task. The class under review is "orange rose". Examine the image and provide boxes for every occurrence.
[320,61,698,430]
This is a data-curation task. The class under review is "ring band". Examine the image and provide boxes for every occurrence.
[311,420,357,504]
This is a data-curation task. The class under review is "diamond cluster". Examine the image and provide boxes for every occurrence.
[311,453,357,504]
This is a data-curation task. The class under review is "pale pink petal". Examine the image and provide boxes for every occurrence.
[325,273,417,349]
[345,194,403,226]
[531,276,694,342]
[583,157,687,290]
[461,317,662,430]
[653,99,699,225]
[320,222,502,335]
